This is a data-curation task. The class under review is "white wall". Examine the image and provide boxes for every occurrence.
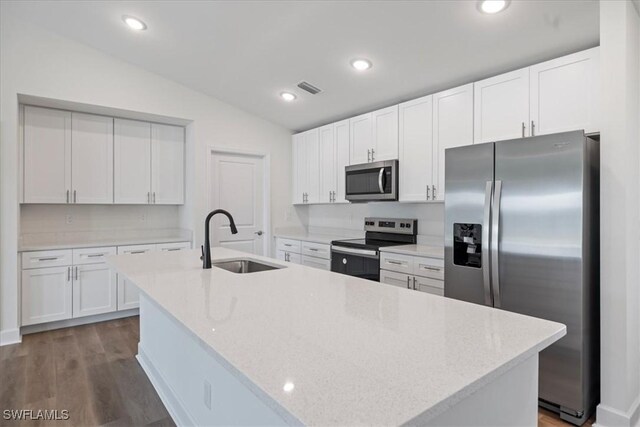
[598,1,640,426]
[0,11,299,343]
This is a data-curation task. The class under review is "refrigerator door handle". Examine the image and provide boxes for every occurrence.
[482,181,493,306]
[491,180,503,308]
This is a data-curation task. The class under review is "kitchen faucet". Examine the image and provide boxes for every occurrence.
[202,209,238,269]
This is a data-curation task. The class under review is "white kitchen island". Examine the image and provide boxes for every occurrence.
[107,247,565,426]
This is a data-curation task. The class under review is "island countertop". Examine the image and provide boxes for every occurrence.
[107,247,565,426]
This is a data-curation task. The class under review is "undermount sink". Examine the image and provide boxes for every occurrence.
[212,259,283,274]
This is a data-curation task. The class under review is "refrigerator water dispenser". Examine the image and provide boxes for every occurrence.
[453,223,482,268]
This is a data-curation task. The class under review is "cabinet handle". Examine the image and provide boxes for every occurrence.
[521,122,526,138]
[387,260,402,265]
[73,190,77,203]
[406,276,411,289]
[426,185,430,201]
[371,148,375,161]
[420,265,441,271]
[37,257,59,262]
[413,276,417,290]
[432,185,437,200]
[165,248,181,251]
[147,192,151,204]
[367,149,371,162]
[129,250,146,254]
[308,248,319,252]
[153,192,156,204]
[75,266,79,281]
[86,254,104,258]
[66,190,70,204]
[531,120,535,137]
[67,266,71,282]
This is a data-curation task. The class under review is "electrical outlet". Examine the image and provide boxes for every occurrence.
[65,214,73,224]
[140,212,146,222]
[203,380,212,410]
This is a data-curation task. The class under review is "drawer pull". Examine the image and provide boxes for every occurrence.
[420,265,441,271]
[386,260,403,265]
[128,250,147,254]
[284,244,293,247]
[37,257,59,262]
[86,254,104,258]
[308,248,319,252]
[165,248,181,251]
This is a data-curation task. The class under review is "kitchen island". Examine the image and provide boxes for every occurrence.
[107,247,565,426]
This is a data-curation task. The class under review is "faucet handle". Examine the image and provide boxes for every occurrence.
[200,245,204,261]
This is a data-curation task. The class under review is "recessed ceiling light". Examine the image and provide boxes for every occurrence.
[351,59,372,71]
[478,0,510,14]
[283,382,295,393]
[280,92,297,102]
[123,15,147,31]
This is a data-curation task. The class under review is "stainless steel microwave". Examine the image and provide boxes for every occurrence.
[345,160,398,202]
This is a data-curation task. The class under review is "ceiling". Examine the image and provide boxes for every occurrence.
[4,1,599,132]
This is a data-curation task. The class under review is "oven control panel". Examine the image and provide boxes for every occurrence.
[364,217,418,235]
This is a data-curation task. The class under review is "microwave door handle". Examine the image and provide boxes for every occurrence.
[378,168,385,193]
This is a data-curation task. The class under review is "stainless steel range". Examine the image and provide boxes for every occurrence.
[331,218,417,281]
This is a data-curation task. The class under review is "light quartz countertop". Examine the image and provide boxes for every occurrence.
[19,229,192,252]
[380,244,445,259]
[273,231,362,245]
[107,247,565,425]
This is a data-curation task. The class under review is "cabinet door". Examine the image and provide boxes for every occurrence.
[334,119,350,203]
[73,264,117,318]
[23,106,72,204]
[474,68,530,143]
[433,83,474,201]
[151,123,185,204]
[117,244,155,310]
[114,119,151,204]
[530,47,600,135]
[349,113,373,165]
[399,96,433,202]
[304,129,320,203]
[21,267,72,326]
[288,252,302,264]
[301,255,331,271]
[291,134,304,204]
[372,105,399,161]
[318,124,335,203]
[276,250,287,261]
[71,113,114,204]
[380,269,411,290]
[415,275,444,296]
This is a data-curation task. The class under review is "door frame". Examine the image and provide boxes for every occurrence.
[207,146,271,256]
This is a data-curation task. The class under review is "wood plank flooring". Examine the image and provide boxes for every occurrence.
[1,316,593,427]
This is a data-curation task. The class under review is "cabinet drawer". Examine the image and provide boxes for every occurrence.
[301,255,331,270]
[156,241,191,252]
[414,257,444,280]
[380,252,413,274]
[22,250,72,269]
[72,246,116,265]
[276,238,301,253]
[301,241,330,260]
[415,275,444,296]
[380,269,411,289]
[117,244,156,254]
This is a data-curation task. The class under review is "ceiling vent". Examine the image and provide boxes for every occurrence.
[297,81,322,95]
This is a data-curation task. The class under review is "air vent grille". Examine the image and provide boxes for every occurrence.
[297,81,322,95]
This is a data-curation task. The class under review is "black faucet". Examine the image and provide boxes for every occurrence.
[202,209,238,269]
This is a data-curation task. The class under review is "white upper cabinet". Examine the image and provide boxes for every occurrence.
[71,113,114,204]
[304,128,320,204]
[334,119,350,203]
[291,133,304,205]
[433,83,474,201]
[372,105,399,161]
[530,47,600,136]
[349,112,373,165]
[23,106,72,204]
[399,95,434,202]
[114,119,151,204]
[151,123,185,204]
[474,67,530,143]
[319,124,336,204]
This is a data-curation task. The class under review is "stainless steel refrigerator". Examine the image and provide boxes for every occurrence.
[444,130,599,425]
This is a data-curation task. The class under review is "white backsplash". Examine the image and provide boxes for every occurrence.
[20,204,182,234]
[301,202,445,244]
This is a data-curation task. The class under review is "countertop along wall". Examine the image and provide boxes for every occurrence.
[0,12,300,344]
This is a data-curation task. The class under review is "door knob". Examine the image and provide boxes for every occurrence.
[254,231,264,236]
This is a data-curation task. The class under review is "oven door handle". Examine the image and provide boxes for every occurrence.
[331,246,379,259]
[378,168,385,193]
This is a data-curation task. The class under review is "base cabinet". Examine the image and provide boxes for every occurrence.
[379,251,444,296]
[21,267,73,326]
[275,238,330,270]
[73,264,117,318]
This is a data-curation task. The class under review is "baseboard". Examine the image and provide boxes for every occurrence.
[20,309,139,335]
[136,345,195,427]
[0,328,22,346]
[596,394,640,427]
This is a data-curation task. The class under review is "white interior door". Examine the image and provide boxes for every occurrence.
[210,152,265,255]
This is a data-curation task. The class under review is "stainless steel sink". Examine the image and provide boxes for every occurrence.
[212,259,283,274]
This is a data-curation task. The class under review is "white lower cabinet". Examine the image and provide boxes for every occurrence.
[117,244,156,311]
[275,238,330,270]
[73,263,117,318]
[21,267,73,326]
[379,251,444,296]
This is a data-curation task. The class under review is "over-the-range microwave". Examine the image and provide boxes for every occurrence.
[345,160,398,202]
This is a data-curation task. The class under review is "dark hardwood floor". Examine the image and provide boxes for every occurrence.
[0,316,592,427]
[0,317,173,427]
